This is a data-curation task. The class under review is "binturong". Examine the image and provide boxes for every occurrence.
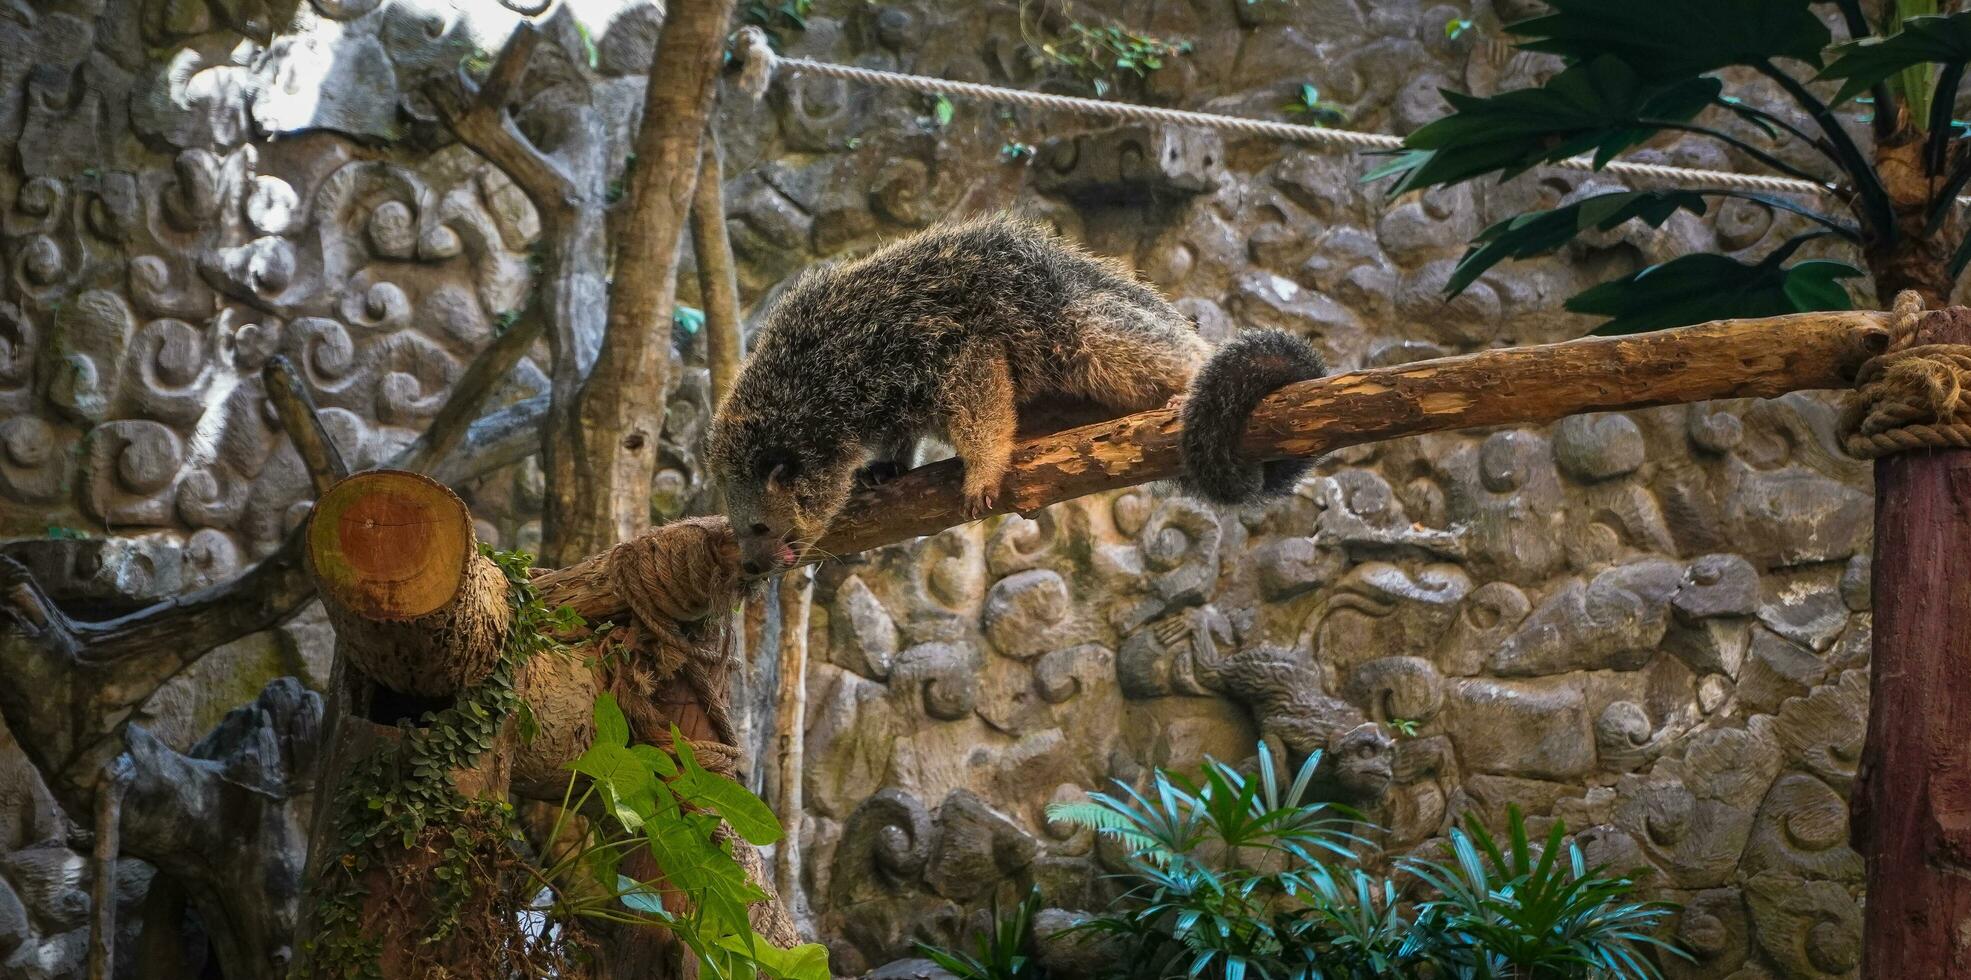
[706,214,1326,578]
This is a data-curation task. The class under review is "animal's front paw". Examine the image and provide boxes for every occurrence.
[963,484,998,520]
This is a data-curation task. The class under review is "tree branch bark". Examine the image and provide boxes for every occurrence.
[692,133,744,409]
[541,0,736,563]
[264,354,349,495]
[815,309,1893,558]
[530,309,1891,624]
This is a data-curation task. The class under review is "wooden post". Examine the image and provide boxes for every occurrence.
[1855,308,1971,978]
[771,566,814,911]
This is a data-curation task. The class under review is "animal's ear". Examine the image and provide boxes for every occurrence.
[766,459,797,493]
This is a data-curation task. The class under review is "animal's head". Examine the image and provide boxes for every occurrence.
[707,411,863,579]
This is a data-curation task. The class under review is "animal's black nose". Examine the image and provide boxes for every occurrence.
[742,560,762,575]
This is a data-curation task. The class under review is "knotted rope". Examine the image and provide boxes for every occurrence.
[1844,291,1971,458]
[731,26,1917,201]
[583,518,748,767]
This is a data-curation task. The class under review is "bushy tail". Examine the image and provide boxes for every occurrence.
[1179,329,1326,506]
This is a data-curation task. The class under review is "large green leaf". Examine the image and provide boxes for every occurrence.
[673,729,783,846]
[1508,0,1831,80]
[716,936,833,980]
[592,691,630,749]
[1448,190,1710,296]
[1819,12,1971,104]
[1566,251,1863,335]
[1371,57,1720,195]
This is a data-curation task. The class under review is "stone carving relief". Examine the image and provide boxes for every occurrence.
[1,0,1884,977]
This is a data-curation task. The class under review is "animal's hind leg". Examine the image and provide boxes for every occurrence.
[855,432,916,488]
[938,341,1017,519]
[1055,301,1211,415]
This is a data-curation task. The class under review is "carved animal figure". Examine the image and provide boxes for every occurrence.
[707,214,1325,577]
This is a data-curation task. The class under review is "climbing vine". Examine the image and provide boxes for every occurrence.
[298,546,588,979]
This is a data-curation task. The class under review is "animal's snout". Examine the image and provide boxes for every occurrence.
[742,558,764,576]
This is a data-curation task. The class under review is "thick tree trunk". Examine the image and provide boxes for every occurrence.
[1854,308,1971,978]
[542,0,737,563]
[1865,137,1956,308]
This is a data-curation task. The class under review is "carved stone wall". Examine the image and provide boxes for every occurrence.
[0,0,1876,977]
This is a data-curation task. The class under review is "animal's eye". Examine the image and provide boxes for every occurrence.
[750,523,769,535]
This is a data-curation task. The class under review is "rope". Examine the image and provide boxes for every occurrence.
[1844,290,1971,458]
[731,27,1834,198]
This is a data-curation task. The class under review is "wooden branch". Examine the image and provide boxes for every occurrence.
[770,567,814,911]
[814,309,1893,559]
[422,23,580,214]
[430,393,549,487]
[1853,308,1971,979]
[540,0,736,563]
[264,354,349,495]
[692,133,744,408]
[398,306,547,475]
[88,757,132,980]
[306,471,511,696]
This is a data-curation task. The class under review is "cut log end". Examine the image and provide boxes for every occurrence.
[309,471,476,621]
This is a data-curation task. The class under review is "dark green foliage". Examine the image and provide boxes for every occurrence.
[1820,12,1971,104]
[1565,249,1863,335]
[918,887,1044,980]
[1401,807,1688,979]
[1367,58,1720,196]
[1448,191,1710,297]
[1446,190,1860,298]
[933,745,1685,980]
[1506,0,1830,80]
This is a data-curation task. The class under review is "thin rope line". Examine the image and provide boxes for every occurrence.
[729,30,1926,203]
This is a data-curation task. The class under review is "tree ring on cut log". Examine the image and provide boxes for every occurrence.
[306,469,510,697]
[310,470,474,620]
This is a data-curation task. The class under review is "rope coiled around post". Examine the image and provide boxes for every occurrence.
[1844,291,1971,458]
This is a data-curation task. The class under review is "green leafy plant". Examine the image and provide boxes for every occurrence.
[930,94,957,129]
[918,886,1044,980]
[537,693,831,979]
[1002,141,1038,163]
[1402,807,1686,979]
[1387,717,1422,738]
[674,304,707,335]
[1012,745,1681,979]
[1446,17,1475,41]
[1022,5,1192,97]
[1283,83,1345,126]
[1370,0,1971,333]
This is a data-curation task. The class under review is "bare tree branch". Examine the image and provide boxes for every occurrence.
[540,0,737,563]
[398,306,546,476]
[534,309,1892,623]
[423,23,580,214]
[264,355,349,495]
[692,132,745,408]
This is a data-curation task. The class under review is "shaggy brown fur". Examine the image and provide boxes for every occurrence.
[707,214,1323,577]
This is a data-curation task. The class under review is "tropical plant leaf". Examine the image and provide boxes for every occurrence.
[1371,57,1720,195]
[592,692,630,748]
[1820,11,1971,105]
[672,728,783,845]
[617,874,671,917]
[1508,0,1831,80]
[1448,190,1709,296]
[717,935,833,980]
[1567,251,1863,335]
